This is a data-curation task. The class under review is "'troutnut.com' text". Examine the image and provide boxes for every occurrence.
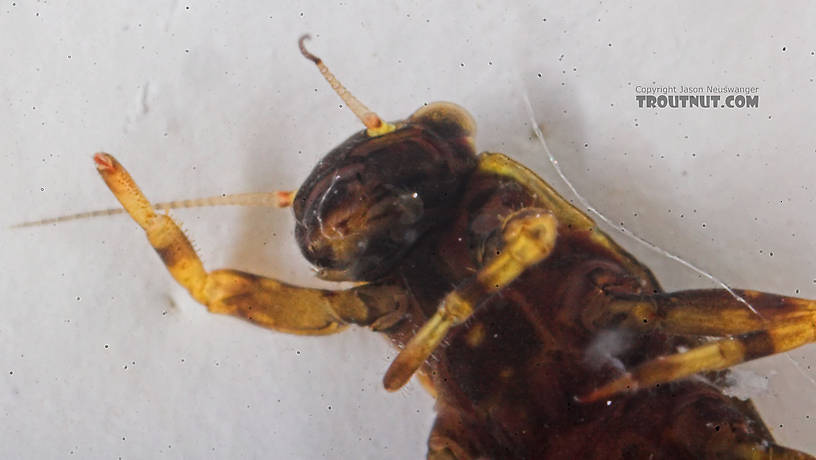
[635,85,759,109]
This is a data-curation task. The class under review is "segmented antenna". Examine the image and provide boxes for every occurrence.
[11,191,295,228]
[298,34,395,137]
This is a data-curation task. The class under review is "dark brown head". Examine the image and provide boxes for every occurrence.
[292,37,478,281]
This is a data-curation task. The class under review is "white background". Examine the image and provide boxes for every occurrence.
[2,1,816,458]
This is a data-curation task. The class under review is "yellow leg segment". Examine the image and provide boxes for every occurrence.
[94,153,388,335]
[383,208,559,391]
[581,289,816,402]
[598,290,816,336]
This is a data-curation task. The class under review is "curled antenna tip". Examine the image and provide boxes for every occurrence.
[296,33,393,135]
[298,34,321,64]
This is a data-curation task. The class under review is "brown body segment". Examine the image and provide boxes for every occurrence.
[385,153,815,459]
[73,39,816,459]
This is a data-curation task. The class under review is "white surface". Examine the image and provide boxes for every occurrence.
[2,1,816,458]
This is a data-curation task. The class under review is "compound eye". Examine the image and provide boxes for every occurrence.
[409,102,476,140]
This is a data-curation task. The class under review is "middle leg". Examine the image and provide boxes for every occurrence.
[581,289,816,402]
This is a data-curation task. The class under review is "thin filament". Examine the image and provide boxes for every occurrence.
[298,34,384,131]
[11,191,294,228]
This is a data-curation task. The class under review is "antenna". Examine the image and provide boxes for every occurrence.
[298,34,395,137]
